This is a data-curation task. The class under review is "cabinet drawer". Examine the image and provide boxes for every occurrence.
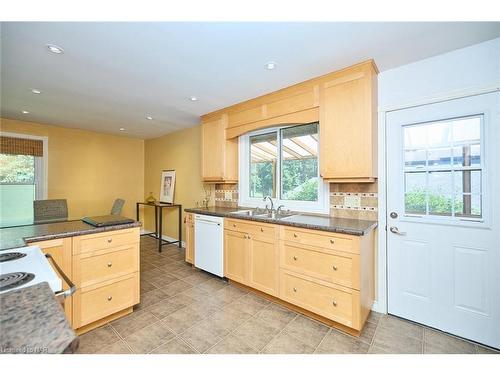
[74,273,139,328]
[74,227,140,254]
[280,270,358,328]
[283,228,355,253]
[225,219,276,238]
[76,244,139,287]
[281,242,359,289]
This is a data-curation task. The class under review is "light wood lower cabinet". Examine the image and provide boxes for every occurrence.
[72,228,140,330]
[185,213,195,264]
[248,233,279,296]
[30,237,73,325]
[224,229,248,284]
[221,217,374,334]
[224,219,279,296]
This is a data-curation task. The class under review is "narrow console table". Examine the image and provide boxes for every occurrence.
[136,202,182,253]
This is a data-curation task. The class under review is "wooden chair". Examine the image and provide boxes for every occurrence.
[34,199,68,224]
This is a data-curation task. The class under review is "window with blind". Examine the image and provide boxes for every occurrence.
[0,134,47,227]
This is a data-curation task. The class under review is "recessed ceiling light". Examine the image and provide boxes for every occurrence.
[265,61,277,70]
[31,88,42,94]
[145,116,153,120]
[189,96,198,102]
[119,128,125,131]
[22,110,29,114]
[46,44,64,54]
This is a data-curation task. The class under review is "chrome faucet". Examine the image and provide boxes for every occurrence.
[276,205,285,215]
[263,196,274,213]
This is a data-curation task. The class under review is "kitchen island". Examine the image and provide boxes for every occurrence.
[0,219,141,335]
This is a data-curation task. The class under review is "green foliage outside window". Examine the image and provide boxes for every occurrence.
[0,154,35,184]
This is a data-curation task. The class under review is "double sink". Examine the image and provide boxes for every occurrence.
[230,208,298,221]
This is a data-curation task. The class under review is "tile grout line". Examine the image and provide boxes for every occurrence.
[312,328,332,354]
[107,322,134,353]
[258,313,302,354]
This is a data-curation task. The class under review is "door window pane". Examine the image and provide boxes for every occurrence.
[280,123,318,201]
[249,132,277,198]
[0,154,35,227]
[402,115,483,219]
[405,172,426,214]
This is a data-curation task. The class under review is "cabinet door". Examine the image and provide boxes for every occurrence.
[185,221,195,264]
[32,238,73,326]
[202,118,225,180]
[224,230,248,283]
[248,234,278,296]
[319,65,377,181]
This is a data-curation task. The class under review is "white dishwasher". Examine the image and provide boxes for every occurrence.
[194,214,224,277]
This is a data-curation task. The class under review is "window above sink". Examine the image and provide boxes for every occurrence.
[238,123,330,214]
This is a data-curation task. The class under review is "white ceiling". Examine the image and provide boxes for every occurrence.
[1,22,499,139]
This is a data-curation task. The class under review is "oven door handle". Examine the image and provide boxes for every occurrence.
[45,253,76,299]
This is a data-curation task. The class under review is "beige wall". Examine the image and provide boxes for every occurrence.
[144,125,211,240]
[0,118,145,220]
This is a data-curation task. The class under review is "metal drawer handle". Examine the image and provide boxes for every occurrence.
[330,239,335,244]
[293,233,298,238]
[332,265,337,271]
[293,287,297,292]
[107,262,113,268]
[293,256,298,261]
[107,296,113,301]
[107,238,113,243]
[332,300,337,307]
[45,253,76,299]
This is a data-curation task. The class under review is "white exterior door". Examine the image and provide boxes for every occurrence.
[386,92,500,349]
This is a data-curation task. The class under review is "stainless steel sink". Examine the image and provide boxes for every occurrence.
[230,209,297,220]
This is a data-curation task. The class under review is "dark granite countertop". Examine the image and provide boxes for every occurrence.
[0,220,141,251]
[185,206,377,236]
[0,282,78,354]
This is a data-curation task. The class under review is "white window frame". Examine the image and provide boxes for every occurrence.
[238,125,329,214]
[0,131,48,200]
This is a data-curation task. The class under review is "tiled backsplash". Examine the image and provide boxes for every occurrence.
[214,182,378,221]
[330,183,378,221]
[214,183,238,208]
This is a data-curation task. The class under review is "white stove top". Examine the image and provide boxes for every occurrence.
[0,246,62,294]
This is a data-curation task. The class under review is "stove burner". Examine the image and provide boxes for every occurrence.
[0,272,35,292]
[0,252,27,263]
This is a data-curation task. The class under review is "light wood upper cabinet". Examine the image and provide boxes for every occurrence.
[201,115,238,183]
[319,62,378,182]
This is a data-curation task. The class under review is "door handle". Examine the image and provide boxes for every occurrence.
[389,226,407,236]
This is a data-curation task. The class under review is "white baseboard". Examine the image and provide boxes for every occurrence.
[140,229,186,249]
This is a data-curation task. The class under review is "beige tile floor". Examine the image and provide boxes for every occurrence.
[76,237,499,354]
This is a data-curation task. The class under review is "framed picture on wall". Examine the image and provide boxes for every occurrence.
[160,170,176,204]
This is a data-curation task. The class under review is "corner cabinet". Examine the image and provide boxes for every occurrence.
[319,61,378,182]
[201,114,238,183]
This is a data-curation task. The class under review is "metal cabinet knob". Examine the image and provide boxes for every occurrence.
[107,262,112,268]
[293,287,297,292]
[293,256,298,261]
[330,239,335,244]
[260,227,264,232]
[248,235,251,240]
[332,300,337,307]
[107,238,113,243]
[293,233,298,238]
[233,224,236,227]
[332,265,337,271]
[107,296,113,301]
